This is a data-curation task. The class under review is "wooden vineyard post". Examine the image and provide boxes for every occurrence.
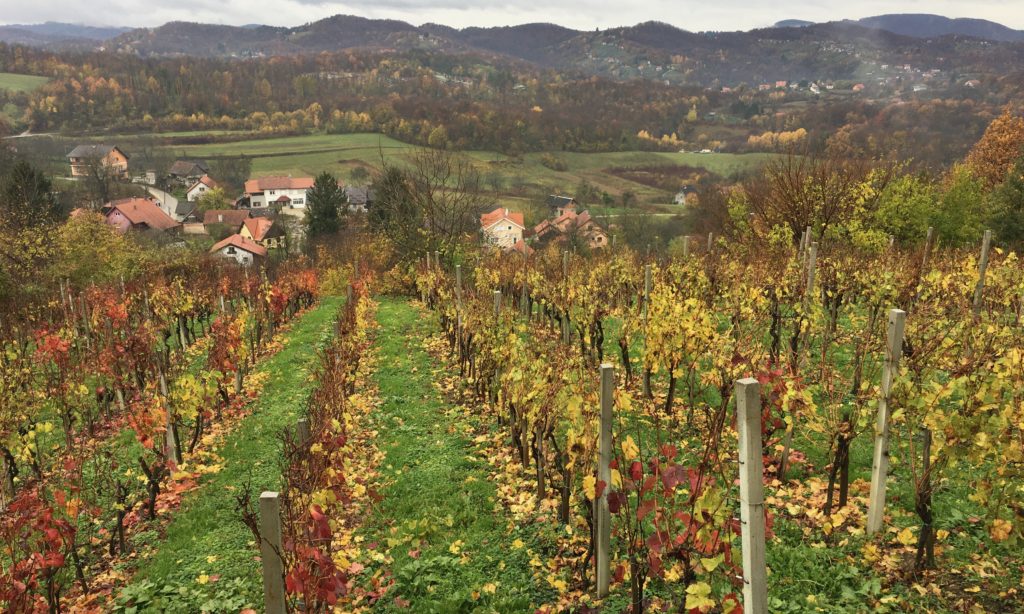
[259,492,286,614]
[492,290,502,407]
[642,264,653,399]
[0,455,13,511]
[867,308,906,535]
[682,235,690,259]
[595,363,614,598]
[346,283,353,306]
[520,276,528,319]
[972,229,992,317]
[296,418,311,448]
[562,251,571,343]
[735,377,768,614]
[778,241,818,481]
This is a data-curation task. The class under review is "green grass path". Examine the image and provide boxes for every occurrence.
[365,297,548,612]
[119,297,342,611]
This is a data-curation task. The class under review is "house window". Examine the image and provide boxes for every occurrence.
[292,198,304,205]
[227,246,236,254]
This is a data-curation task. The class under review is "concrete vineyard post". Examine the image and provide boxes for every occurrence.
[493,289,501,316]
[922,226,934,272]
[159,369,182,465]
[867,308,907,535]
[735,377,768,614]
[642,264,652,321]
[259,492,286,614]
[806,241,818,298]
[434,250,441,270]
[595,363,614,598]
[972,230,992,317]
[455,264,463,310]
[707,232,714,253]
[296,417,311,447]
[682,235,690,259]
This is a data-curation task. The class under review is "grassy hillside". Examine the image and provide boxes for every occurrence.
[146,132,770,206]
[0,72,50,92]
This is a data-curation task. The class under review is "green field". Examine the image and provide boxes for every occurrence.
[0,72,50,93]
[142,131,770,210]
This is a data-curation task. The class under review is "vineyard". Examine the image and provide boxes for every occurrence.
[0,228,1022,613]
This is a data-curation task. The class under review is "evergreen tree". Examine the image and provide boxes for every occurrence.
[305,171,346,240]
[989,154,1024,247]
[1,159,60,230]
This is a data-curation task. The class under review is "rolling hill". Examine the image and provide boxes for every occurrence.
[4,14,1024,87]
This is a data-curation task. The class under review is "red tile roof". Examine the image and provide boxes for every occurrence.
[480,207,525,229]
[511,239,534,256]
[106,198,180,231]
[244,176,315,193]
[242,217,276,242]
[188,175,219,192]
[203,209,250,227]
[209,233,268,258]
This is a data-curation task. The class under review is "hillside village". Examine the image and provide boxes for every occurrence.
[67,142,613,265]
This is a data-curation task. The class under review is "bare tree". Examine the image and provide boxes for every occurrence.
[742,148,892,244]
[371,149,487,260]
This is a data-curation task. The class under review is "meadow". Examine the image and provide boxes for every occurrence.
[120,131,769,209]
[0,72,50,93]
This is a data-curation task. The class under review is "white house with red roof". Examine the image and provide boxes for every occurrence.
[480,207,526,250]
[244,176,315,209]
[209,234,268,266]
[186,175,220,202]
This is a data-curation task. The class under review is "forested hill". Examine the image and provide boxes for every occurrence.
[4,14,1024,87]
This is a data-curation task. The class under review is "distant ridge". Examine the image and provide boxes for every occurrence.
[850,14,1024,42]
[774,20,814,28]
[2,13,1024,88]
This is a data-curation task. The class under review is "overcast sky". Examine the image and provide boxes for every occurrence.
[3,0,1023,32]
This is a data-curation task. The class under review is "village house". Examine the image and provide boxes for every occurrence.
[545,195,578,217]
[533,208,608,250]
[209,234,267,266]
[67,145,129,179]
[186,175,219,202]
[673,185,698,205]
[104,197,180,233]
[203,209,251,234]
[343,185,374,213]
[147,187,196,222]
[243,176,315,209]
[239,217,286,250]
[480,207,526,250]
[168,160,210,186]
